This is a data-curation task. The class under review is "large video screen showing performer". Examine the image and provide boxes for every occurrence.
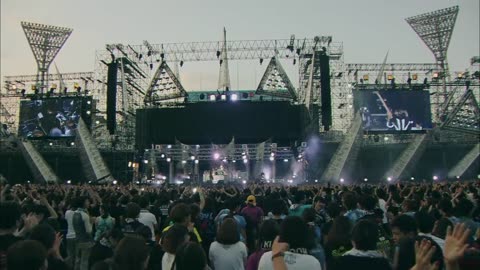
[18,98,82,138]
[354,90,432,132]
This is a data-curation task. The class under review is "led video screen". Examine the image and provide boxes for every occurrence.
[136,101,307,148]
[18,98,82,138]
[353,90,432,132]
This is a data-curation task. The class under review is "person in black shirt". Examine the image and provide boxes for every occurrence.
[29,224,69,270]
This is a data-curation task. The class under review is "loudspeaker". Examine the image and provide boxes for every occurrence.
[106,62,118,134]
[319,52,332,131]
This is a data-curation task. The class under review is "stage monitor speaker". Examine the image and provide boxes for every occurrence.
[319,52,332,131]
[106,62,118,134]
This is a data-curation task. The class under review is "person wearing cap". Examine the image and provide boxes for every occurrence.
[241,195,265,252]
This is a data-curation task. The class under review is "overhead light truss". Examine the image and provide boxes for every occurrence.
[256,56,297,100]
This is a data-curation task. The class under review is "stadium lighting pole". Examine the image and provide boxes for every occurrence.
[21,22,73,93]
[406,6,459,121]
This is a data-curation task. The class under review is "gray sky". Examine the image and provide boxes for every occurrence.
[1,0,479,90]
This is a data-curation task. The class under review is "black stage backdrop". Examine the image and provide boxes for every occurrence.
[136,101,306,148]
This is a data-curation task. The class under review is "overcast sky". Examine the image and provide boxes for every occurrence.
[1,0,479,90]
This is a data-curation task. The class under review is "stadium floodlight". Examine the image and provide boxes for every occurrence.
[21,22,73,92]
[406,6,459,118]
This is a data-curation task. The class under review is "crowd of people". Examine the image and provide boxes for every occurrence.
[1,180,479,270]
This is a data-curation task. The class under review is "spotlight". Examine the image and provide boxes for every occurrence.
[231,94,238,101]
[182,160,187,164]
[163,176,167,180]
[95,120,100,124]
[271,152,275,157]
[213,153,220,160]
[209,95,216,101]
[456,176,460,179]
[433,175,438,180]
[190,156,195,160]
[70,142,75,146]
[222,158,227,163]
[387,177,392,182]
[113,180,118,185]
[86,111,91,115]
[195,160,199,164]
[180,60,184,67]
[161,154,165,158]
[242,180,247,184]
[49,142,53,146]
[260,58,263,65]
[128,161,132,167]
[283,159,288,162]
[315,179,318,183]
[167,145,172,149]
[67,180,71,184]
[411,177,415,180]
[340,178,345,183]
[269,156,274,161]
[243,159,248,163]
[143,160,149,164]
[384,137,389,141]
[221,94,226,101]
[166,157,171,162]
[216,50,221,58]
[87,100,91,105]
[232,160,236,163]
[364,178,368,182]
[156,180,161,185]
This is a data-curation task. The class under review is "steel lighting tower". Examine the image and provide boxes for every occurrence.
[21,22,73,92]
[406,6,459,120]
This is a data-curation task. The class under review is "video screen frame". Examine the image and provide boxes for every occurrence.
[353,89,433,132]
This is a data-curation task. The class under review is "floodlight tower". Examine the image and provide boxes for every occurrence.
[21,22,73,93]
[218,28,231,91]
[406,6,459,120]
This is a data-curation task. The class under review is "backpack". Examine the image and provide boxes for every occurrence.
[73,211,91,242]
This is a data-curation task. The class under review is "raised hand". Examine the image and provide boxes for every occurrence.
[411,239,439,270]
[272,236,289,256]
[444,223,470,264]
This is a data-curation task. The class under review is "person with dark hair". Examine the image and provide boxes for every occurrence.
[313,196,330,229]
[209,218,247,270]
[89,228,124,269]
[138,197,157,242]
[415,211,445,251]
[162,224,190,270]
[94,205,115,242]
[438,198,458,223]
[121,202,146,236]
[112,236,150,270]
[1,201,39,269]
[7,240,48,270]
[29,224,68,270]
[324,216,353,269]
[266,199,286,226]
[402,199,419,217]
[391,214,417,245]
[288,191,311,217]
[258,216,321,269]
[303,207,326,269]
[162,203,202,243]
[334,220,391,270]
[214,199,246,243]
[71,196,93,270]
[342,192,365,223]
[197,197,216,257]
[454,198,479,242]
[174,242,208,270]
[246,220,280,270]
[432,217,454,240]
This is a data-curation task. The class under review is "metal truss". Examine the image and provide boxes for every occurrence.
[145,61,187,104]
[3,72,95,94]
[21,22,73,91]
[256,56,297,100]
[442,89,480,134]
[406,6,459,121]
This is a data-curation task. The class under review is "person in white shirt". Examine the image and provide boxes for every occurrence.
[258,216,321,270]
[138,198,158,242]
[209,217,247,270]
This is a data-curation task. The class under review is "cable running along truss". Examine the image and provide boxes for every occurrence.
[21,22,73,92]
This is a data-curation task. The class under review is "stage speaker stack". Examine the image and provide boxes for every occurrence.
[319,50,332,131]
[106,61,118,135]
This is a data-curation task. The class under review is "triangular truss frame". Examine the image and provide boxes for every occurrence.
[405,6,459,62]
[442,90,480,134]
[144,61,188,103]
[256,56,297,100]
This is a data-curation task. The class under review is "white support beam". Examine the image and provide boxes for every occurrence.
[321,112,363,182]
[76,118,114,183]
[19,140,59,183]
[448,143,480,178]
[385,133,428,180]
